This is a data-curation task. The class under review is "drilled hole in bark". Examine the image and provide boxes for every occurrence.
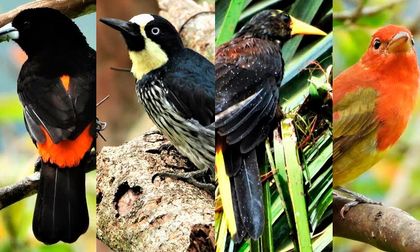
[113,181,143,218]
[188,224,214,252]
[96,191,103,205]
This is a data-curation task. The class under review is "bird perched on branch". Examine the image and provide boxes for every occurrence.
[0,8,95,244]
[334,25,419,191]
[100,14,215,191]
[215,10,326,242]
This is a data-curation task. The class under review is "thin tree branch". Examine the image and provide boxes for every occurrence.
[0,151,96,210]
[0,0,96,27]
[334,0,404,22]
[0,172,40,210]
[333,195,420,251]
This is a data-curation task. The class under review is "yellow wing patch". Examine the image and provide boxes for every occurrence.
[215,147,238,239]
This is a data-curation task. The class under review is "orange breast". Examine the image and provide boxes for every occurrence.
[37,124,93,168]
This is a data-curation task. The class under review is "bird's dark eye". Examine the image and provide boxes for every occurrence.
[151,27,160,35]
[411,38,415,46]
[23,21,31,27]
[281,13,291,24]
[373,39,381,49]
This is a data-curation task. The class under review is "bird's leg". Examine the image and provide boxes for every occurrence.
[143,129,162,137]
[335,187,382,218]
[96,118,107,141]
[152,168,215,194]
[157,143,177,153]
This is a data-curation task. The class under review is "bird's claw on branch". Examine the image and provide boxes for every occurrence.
[96,95,109,141]
[157,143,177,153]
[334,187,382,218]
[143,129,162,137]
[152,169,215,194]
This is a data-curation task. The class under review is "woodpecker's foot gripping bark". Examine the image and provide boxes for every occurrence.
[157,143,178,153]
[152,168,215,194]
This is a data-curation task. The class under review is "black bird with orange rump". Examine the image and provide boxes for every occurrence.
[0,8,95,244]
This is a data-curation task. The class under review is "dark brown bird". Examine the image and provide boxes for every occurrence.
[215,10,326,242]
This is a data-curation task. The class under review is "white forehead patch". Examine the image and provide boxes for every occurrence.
[130,14,154,27]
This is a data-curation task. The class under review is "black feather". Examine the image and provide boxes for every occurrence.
[232,150,264,239]
[33,162,88,244]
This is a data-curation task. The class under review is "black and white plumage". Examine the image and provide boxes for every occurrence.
[137,50,215,171]
[100,14,215,184]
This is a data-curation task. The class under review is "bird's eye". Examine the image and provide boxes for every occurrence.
[281,14,291,24]
[151,27,160,35]
[373,39,381,49]
[23,21,30,27]
[411,38,415,46]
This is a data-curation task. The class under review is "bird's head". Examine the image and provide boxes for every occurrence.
[365,25,416,57]
[361,25,418,72]
[100,14,183,80]
[0,8,87,56]
[235,10,326,44]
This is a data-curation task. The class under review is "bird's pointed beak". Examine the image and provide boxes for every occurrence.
[290,16,327,36]
[0,22,19,43]
[100,18,137,36]
[387,31,413,53]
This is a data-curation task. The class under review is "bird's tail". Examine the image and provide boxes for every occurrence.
[33,161,89,244]
[216,146,264,242]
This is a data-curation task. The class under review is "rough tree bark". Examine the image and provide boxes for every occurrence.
[96,130,214,252]
[334,195,420,252]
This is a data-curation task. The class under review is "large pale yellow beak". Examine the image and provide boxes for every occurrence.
[290,16,327,36]
[387,31,413,53]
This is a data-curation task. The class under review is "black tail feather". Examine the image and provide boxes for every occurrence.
[230,181,246,242]
[230,149,264,241]
[33,162,88,244]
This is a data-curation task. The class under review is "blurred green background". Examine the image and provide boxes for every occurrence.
[333,0,420,251]
[0,1,96,251]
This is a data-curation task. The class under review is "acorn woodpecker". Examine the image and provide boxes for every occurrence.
[215,10,326,241]
[100,14,215,190]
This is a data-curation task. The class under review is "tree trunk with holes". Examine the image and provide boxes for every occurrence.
[96,129,215,251]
